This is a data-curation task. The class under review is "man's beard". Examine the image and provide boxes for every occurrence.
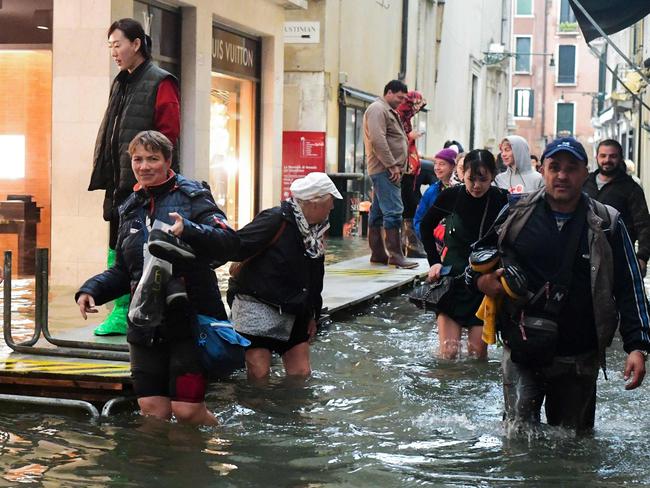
[599,164,620,176]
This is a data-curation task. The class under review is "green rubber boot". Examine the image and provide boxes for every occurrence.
[94,248,129,336]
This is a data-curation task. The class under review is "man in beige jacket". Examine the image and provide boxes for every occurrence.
[363,79,417,268]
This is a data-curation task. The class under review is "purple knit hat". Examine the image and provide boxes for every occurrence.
[435,148,457,166]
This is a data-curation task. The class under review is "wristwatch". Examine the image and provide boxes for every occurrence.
[633,349,649,361]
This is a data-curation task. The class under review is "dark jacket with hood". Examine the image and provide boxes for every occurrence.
[583,168,650,262]
[227,200,325,323]
[89,59,179,224]
[76,174,238,346]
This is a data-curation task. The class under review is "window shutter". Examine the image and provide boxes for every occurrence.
[558,45,576,83]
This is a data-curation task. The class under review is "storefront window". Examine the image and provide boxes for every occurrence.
[344,108,356,174]
[339,103,370,200]
[209,73,256,227]
[133,1,181,78]
[210,26,260,229]
[0,0,53,275]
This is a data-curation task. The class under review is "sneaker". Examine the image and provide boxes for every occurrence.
[148,229,196,265]
[166,277,188,308]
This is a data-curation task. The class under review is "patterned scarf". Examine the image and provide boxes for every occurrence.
[288,198,329,259]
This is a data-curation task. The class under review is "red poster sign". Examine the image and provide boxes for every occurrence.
[281,131,326,199]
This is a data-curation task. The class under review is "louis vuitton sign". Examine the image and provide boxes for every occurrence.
[212,26,261,80]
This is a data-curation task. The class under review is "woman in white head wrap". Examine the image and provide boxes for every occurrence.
[227,173,341,380]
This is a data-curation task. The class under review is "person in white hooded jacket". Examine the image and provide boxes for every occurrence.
[495,135,544,194]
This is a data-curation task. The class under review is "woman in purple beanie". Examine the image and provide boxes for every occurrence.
[413,147,457,241]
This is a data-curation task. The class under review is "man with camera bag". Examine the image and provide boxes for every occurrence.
[467,137,650,431]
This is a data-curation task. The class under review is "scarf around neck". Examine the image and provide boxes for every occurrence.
[288,198,329,259]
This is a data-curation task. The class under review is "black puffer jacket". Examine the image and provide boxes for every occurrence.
[583,169,650,261]
[227,201,325,322]
[76,174,239,346]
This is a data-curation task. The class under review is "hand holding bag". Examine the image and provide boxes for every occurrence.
[128,221,173,328]
[408,276,454,312]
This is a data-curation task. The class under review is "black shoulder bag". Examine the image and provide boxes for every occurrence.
[409,191,492,313]
[500,201,587,367]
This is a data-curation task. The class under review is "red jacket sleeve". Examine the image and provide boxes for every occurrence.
[154,78,180,145]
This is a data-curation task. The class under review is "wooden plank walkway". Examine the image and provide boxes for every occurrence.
[322,255,429,314]
[0,254,429,405]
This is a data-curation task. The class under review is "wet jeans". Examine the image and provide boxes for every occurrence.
[369,171,404,230]
[502,347,599,431]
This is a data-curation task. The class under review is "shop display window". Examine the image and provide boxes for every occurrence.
[209,73,256,228]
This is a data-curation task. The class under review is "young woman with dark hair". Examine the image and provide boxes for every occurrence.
[420,149,508,359]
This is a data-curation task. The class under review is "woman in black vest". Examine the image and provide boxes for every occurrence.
[89,18,180,336]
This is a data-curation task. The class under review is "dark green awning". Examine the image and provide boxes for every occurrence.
[570,0,650,43]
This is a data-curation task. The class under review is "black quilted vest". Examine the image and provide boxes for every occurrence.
[89,60,179,221]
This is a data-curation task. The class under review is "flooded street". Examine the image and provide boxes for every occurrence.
[0,239,649,486]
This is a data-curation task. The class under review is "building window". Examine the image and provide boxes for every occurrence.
[341,105,369,197]
[414,113,427,154]
[556,102,575,137]
[515,37,532,73]
[515,0,533,16]
[557,45,576,84]
[0,0,53,265]
[210,26,261,229]
[598,49,607,114]
[133,1,182,79]
[560,0,577,23]
[514,89,534,118]
[0,135,25,179]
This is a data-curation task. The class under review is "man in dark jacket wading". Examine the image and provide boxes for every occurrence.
[471,137,650,432]
[583,139,650,276]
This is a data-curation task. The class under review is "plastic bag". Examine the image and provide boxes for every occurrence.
[128,221,173,328]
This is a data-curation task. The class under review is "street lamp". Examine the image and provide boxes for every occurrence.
[482,50,555,67]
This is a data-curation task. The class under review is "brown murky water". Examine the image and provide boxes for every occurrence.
[0,238,648,486]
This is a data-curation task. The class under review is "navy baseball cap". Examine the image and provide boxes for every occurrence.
[541,137,588,164]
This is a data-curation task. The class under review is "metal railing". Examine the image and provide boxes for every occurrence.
[3,249,129,361]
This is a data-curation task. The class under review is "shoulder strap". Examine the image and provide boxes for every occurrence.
[229,220,288,278]
[590,199,619,238]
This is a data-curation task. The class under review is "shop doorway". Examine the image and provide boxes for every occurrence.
[0,0,53,275]
[210,26,260,229]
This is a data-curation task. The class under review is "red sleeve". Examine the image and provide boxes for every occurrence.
[154,78,180,145]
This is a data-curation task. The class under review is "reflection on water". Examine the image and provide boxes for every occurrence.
[0,293,648,485]
[0,239,648,485]
[0,278,37,345]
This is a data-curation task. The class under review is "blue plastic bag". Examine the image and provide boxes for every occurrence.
[195,314,251,377]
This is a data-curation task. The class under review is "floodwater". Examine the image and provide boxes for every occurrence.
[0,239,649,486]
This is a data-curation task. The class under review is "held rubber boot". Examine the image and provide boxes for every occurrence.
[403,219,427,258]
[368,226,389,264]
[94,248,129,336]
[385,227,419,269]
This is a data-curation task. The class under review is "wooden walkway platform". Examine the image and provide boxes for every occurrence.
[0,254,428,414]
[322,255,428,314]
